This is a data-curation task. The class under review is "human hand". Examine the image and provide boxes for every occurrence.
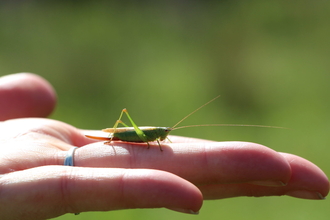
[0,73,328,220]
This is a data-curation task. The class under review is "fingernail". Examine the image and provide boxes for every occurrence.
[169,208,199,215]
[286,190,326,200]
[248,180,287,187]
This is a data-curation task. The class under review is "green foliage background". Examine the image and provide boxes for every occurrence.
[1,1,329,219]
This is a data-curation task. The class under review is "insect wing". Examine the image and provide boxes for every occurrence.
[85,130,114,140]
[102,127,135,133]
[102,126,157,133]
[85,135,111,141]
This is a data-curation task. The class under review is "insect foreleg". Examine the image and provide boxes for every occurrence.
[156,139,163,151]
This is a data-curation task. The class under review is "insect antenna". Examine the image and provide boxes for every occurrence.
[172,124,286,131]
[171,95,221,129]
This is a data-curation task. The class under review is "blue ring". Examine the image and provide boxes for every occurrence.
[63,147,78,166]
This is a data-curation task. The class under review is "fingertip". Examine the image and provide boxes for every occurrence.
[118,169,203,212]
[0,73,57,120]
[280,153,329,198]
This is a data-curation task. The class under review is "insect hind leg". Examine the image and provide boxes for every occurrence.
[122,109,150,147]
[106,110,128,144]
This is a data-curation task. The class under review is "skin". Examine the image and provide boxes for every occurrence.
[0,73,329,220]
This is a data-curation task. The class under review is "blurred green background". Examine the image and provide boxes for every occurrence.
[1,0,329,219]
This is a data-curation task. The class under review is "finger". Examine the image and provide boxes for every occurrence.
[0,166,202,220]
[0,73,56,120]
[75,141,292,186]
[199,153,329,200]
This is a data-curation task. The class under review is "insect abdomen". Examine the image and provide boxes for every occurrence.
[114,127,169,142]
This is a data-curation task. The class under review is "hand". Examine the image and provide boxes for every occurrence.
[0,73,328,220]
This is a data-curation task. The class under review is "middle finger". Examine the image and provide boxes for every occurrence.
[73,141,291,186]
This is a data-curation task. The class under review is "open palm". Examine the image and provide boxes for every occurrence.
[0,73,328,220]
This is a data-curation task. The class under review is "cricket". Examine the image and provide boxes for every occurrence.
[85,95,281,151]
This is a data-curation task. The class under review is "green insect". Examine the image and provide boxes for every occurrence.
[85,95,279,151]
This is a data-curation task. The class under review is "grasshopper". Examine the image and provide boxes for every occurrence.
[86,96,280,151]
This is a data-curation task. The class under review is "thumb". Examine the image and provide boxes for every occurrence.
[0,73,56,120]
